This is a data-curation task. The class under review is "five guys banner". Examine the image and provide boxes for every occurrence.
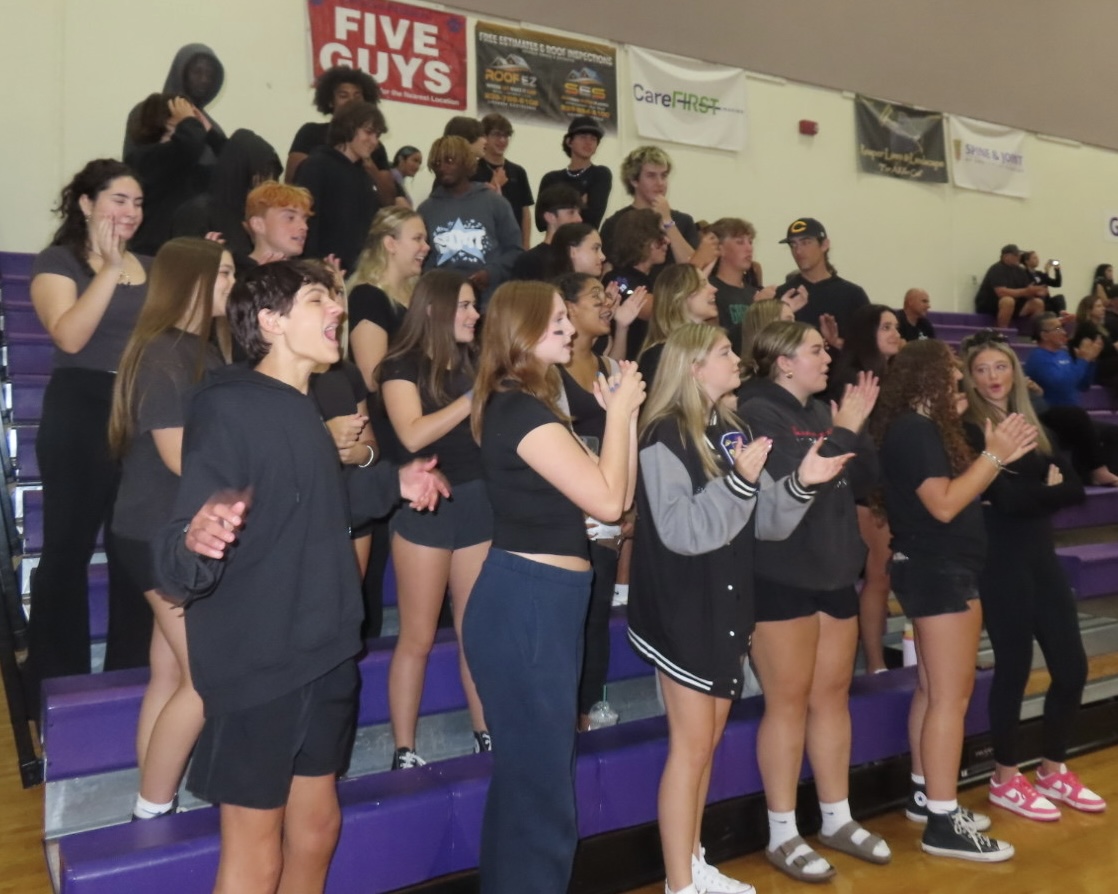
[854,95,948,183]
[475,22,617,132]
[306,0,467,110]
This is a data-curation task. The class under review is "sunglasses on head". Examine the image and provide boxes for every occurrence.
[960,329,1008,351]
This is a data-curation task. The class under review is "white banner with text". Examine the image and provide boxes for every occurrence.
[949,116,1030,198]
[628,46,747,151]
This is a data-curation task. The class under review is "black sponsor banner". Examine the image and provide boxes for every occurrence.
[855,95,948,183]
[475,22,617,132]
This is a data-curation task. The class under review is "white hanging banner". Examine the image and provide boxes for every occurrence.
[628,46,747,151]
[949,116,1030,198]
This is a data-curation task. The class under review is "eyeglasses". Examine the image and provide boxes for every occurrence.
[960,329,1008,351]
[1040,325,1066,334]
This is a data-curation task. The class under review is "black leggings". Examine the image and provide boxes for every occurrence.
[578,542,618,715]
[27,368,150,687]
[979,546,1087,766]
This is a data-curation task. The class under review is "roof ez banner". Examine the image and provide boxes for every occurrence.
[306,0,467,110]
[949,116,1030,198]
[475,22,617,132]
[854,95,948,183]
[628,46,747,151]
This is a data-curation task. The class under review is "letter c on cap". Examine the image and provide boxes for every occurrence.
[790,220,807,234]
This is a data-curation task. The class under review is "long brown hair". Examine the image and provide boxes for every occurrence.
[109,238,230,457]
[378,270,475,404]
[869,339,973,475]
[471,281,566,440]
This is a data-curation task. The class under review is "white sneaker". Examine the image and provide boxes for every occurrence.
[692,849,755,894]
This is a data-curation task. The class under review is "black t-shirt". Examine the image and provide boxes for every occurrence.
[347,284,406,348]
[974,261,1031,315]
[481,389,587,558]
[536,165,613,231]
[636,342,665,392]
[559,363,608,448]
[784,273,870,340]
[879,412,985,570]
[896,313,937,341]
[113,331,224,541]
[474,158,534,230]
[711,275,758,352]
[511,242,554,281]
[379,352,481,485]
[603,266,655,360]
[289,121,390,172]
[309,360,366,420]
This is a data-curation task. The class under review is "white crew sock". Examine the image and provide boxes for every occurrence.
[926,798,958,815]
[911,773,926,786]
[133,794,175,819]
[819,798,852,836]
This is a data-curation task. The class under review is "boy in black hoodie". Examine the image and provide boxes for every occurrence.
[157,261,448,893]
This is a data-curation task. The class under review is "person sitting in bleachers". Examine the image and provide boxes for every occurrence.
[171,129,282,262]
[974,244,1045,330]
[1022,250,1066,314]
[107,237,234,820]
[1024,312,1101,408]
[1071,295,1118,395]
[125,93,227,257]
[896,287,937,341]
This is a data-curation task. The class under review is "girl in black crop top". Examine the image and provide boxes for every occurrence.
[461,280,644,894]
[378,270,491,769]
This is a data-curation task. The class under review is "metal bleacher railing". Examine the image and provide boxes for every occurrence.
[0,251,44,787]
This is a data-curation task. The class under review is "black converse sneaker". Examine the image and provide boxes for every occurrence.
[905,783,991,831]
[391,747,427,770]
[921,807,1014,862]
[473,730,493,753]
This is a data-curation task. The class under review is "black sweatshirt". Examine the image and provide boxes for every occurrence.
[295,144,382,271]
[156,365,402,715]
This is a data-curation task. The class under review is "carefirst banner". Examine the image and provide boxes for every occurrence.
[628,46,747,152]
[475,22,617,132]
[306,0,467,110]
[949,116,1030,198]
[854,95,947,183]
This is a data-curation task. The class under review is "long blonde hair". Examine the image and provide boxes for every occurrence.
[639,323,742,480]
[740,301,787,377]
[348,206,422,304]
[640,263,705,356]
[471,281,566,440]
[962,339,1052,455]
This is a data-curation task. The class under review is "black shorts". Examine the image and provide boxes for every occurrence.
[390,478,493,550]
[187,659,360,810]
[753,577,859,623]
[112,535,156,593]
[889,552,979,618]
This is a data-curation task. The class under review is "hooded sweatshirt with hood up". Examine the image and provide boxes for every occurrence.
[123,43,226,160]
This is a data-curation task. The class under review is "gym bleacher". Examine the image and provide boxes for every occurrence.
[2,248,1118,893]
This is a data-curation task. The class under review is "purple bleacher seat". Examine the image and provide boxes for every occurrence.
[0,251,35,278]
[21,488,42,553]
[3,305,50,341]
[0,277,33,310]
[932,323,1016,341]
[1054,486,1118,529]
[89,563,108,640]
[1056,551,1083,596]
[928,310,997,328]
[1057,542,1118,599]
[9,373,48,422]
[1081,386,1115,411]
[14,425,38,480]
[6,340,53,375]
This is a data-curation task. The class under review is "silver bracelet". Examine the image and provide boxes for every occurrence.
[358,444,376,468]
[980,450,1004,472]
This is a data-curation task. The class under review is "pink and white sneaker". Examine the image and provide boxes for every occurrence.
[988,774,1060,821]
[1034,766,1107,813]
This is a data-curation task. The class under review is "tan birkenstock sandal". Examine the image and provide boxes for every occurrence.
[764,835,837,883]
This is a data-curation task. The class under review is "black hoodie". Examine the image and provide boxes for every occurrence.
[156,364,402,715]
[123,43,226,159]
[172,129,281,260]
[295,145,382,271]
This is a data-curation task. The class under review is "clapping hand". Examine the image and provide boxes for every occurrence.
[796,438,854,486]
[730,435,772,484]
[830,371,880,433]
[594,360,646,418]
[612,286,648,329]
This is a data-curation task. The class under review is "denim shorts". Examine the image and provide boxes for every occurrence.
[888,552,979,618]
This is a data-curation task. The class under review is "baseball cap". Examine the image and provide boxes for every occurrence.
[566,116,605,140]
[779,218,827,243]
